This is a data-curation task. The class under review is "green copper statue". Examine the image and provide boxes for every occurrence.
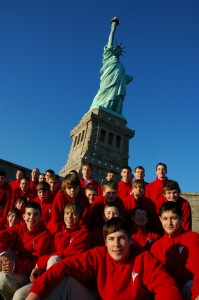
[89,17,133,115]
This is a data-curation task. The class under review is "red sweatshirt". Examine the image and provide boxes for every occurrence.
[80,178,101,195]
[37,225,90,270]
[131,225,161,253]
[89,195,125,232]
[34,196,53,225]
[0,221,52,275]
[151,228,199,289]
[47,191,90,234]
[117,180,132,200]
[9,180,20,191]
[156,196,192,231]
[10,187,35,209]
[0,182,12,216]
[30,246,182,300]
[145,177,168,203]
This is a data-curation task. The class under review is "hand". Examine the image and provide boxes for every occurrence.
[30,266,42,283]
[1,257,15,273]
[25,292,40,300]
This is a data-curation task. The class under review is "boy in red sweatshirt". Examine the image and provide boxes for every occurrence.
[47,174,90,234]
[0,202,52,300]
[156,180,192,231]
[151,201,199,300]
[34,182,53,225]
[13,201,90,300]
[26,217,182,300]
[130,205,160,253]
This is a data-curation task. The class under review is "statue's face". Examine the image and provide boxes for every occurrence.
[113,46,122,57]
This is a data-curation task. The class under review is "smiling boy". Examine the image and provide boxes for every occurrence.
[151,202,199,299]
[0,202,52,300]
[26,217,182,300]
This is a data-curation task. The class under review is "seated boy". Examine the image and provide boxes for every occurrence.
[80,163,101,195]
[48,174,90,234]
[0,202,52,300]
[130,205,161,253]
[13,201,90,300]
[90,202,120,247]
[34,182,53,225]
[156,180,192,231]
[151,201,199,300]
[89,181,125,232]
[124,180,159,233]
[133,166,148,186]
[26,217,182,300]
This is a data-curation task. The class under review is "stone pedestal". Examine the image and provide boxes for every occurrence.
[59,108,135,182]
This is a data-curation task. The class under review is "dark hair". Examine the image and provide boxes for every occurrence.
[103,217,131,239]
[104,202,121,214]
[120,165,132,173]
[156,162,167,173]
[163,180,181,194]
[69,170,78,175]
[61,174,80,191]
[82,162,92,170]
[131,205,149,217]
[159,201,183,218]
[85,185,97,193]
[45,169,55,175]
[37,182,51,192]
[0,171,6,178]
[64,201,83,219]
[7,208,21,218]
[26,202,42,214]
[106,170,116,175]
[15,196,28,206]
[103,181,118,191]
[132,179,145,190]
[134,166,145,173]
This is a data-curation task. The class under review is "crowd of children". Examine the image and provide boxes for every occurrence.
[0,162,198,300]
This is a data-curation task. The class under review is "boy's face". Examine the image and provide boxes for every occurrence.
[132,185,145,199]
[23,208,41,230]
[0,175,6,187]
[31,169,39,181]
[7,213,20,227]
[164,189,179,202]
[64,208,80,228]
[16,170,23,181]
[121,168,132,182]
[104,207,120,222]
[20,179,29,192]
[105,230,130,261]
[156,165,167,179]
[48,179,59,191]
[132,209,148,227]
[45,172,51,183]
[134,168,145,180]
[15,201,26,213]
[39,174,45,182]
[37,190,49,202]
[159,210,181,234]
[85,190,97,204]
[82,166,92,179]
[106,173,116,182]
[103,187,117,202]
[65,185,80,198]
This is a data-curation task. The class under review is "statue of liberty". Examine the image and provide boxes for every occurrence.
[89,17,133,115]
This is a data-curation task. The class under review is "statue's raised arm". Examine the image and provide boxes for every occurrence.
[89,17,133,116]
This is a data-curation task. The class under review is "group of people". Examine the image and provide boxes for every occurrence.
[0,162,198,300]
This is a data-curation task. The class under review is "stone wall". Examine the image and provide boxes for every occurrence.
[181,192,199,232]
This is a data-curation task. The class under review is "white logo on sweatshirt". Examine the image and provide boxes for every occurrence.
[179,245,184,254]
[132,271,139,283]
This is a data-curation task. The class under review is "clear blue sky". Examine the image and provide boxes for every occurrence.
[1,0,198,192]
